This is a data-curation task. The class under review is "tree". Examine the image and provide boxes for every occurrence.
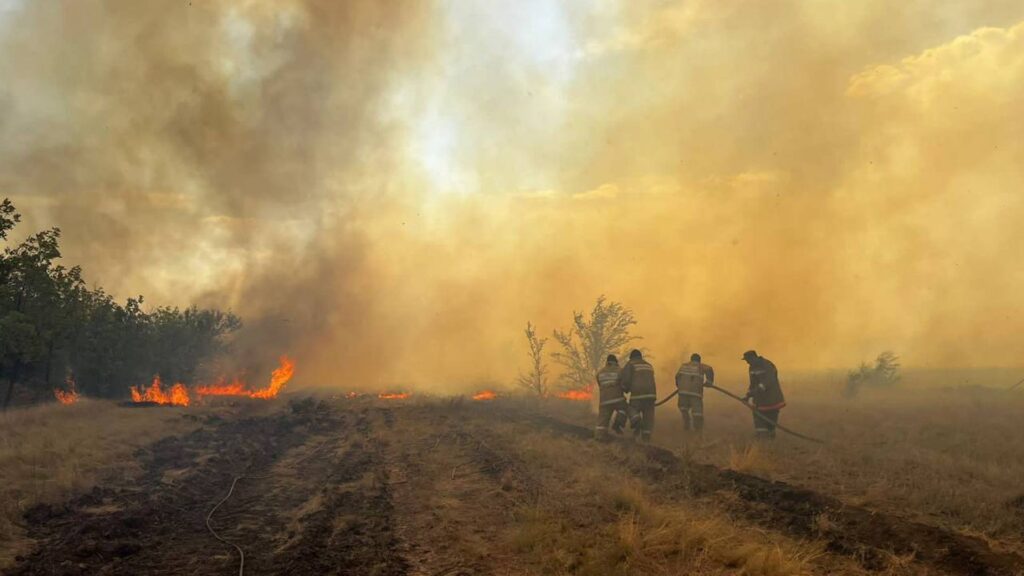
[0,198,19,241]
[517,322,549,396]
[844,351,901,398]
[0,198,242,408]
[551,296,639,390]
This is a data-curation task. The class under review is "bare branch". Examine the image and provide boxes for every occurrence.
[551,296,640,389]
[517,322,549,396]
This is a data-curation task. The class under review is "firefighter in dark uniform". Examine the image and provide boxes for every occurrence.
[618,349,657,442]
[594,355,627,440]
[741,350,786,439]
[675,353,714,433]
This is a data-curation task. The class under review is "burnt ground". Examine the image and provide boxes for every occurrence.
[518,410,1024,576]
[7,399,406,576]
[6,399,1024,576]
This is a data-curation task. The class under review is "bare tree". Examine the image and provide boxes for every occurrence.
[844,351,901,398]
[517,322,549,396]
[551,296,639,390]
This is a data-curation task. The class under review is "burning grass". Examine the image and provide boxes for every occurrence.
[195,355,295,400]
[378,392,411,400]
[127,355,296,407]
[52,377,79,406]
[0,400,205,567]
[130,376,191,406]
[554,386,593,401]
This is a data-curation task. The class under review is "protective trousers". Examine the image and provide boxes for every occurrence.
[627,398,656,442]
[753,409,780,439]
[595,400,628,439]
[677,394,704,431]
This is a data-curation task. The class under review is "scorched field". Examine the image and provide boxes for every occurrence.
[2,391,1024,576]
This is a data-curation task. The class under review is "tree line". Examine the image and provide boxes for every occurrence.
[0,199,240,409]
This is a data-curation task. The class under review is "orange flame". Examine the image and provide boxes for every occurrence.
[54,376,80,405]
[193,377,247,397]
[555,386,594,401]
[195,356,296,400]
[378,392,411,400]
[131,376,191,407]
[252,356,295,399]
[472,390,497,401]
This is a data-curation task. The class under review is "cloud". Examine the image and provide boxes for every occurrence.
[847,22,1024,101]
[572,183,620,200]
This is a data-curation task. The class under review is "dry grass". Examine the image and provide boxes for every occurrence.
[646,385,1024,547]
[497,423,855,575]
[0,399,202,566]
[728,443,775,475]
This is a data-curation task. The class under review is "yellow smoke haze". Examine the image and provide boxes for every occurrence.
[2,1,1023,391]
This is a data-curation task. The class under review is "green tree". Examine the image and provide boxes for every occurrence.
[0,198,242,408]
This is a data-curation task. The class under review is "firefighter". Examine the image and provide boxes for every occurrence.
[741,350,786,439]
[594,354,627,440]
[618,349,657,442]
[675,353,714,433]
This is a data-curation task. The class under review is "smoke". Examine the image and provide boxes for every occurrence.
[2,1,1023,391]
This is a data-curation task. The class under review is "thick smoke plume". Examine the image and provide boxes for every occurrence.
[2,1,1023,391]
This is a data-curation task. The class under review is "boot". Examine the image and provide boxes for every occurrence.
[611,410,626,435]
[630,414,643,439]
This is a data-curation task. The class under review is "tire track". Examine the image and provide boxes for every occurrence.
[8,400,409,576]
[380,405,537,575]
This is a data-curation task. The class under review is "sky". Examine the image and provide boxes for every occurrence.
[1,1,1023,390]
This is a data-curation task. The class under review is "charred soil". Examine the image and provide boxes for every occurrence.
[8,399,1024,576]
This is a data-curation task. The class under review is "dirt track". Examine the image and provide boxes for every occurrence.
[7,399,1024,576]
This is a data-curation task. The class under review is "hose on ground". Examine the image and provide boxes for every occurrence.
[205,476,251,576]
[205,440,331,576]
[651,386,825,444]
[707,384,824,444]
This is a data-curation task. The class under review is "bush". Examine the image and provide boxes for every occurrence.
[844,351,900,398]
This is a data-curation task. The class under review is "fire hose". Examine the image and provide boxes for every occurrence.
[205,440,331,576]
[654,385,825,444]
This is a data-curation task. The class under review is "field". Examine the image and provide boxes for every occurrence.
[1,388,1023,576]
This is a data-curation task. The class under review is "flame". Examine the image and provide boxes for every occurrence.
[195,356,296,400]
[54,376,80,405]
[251,356,295,399]
[555,386,594,401]
[193,377,247,397]
[131,376,191,406]
[472,390,497,401]
[378,392,411,400]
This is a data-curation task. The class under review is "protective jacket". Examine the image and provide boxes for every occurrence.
[747,356,785,410]
[596,364,625,405]
[675,361,714,397]
[618,358,657,401]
